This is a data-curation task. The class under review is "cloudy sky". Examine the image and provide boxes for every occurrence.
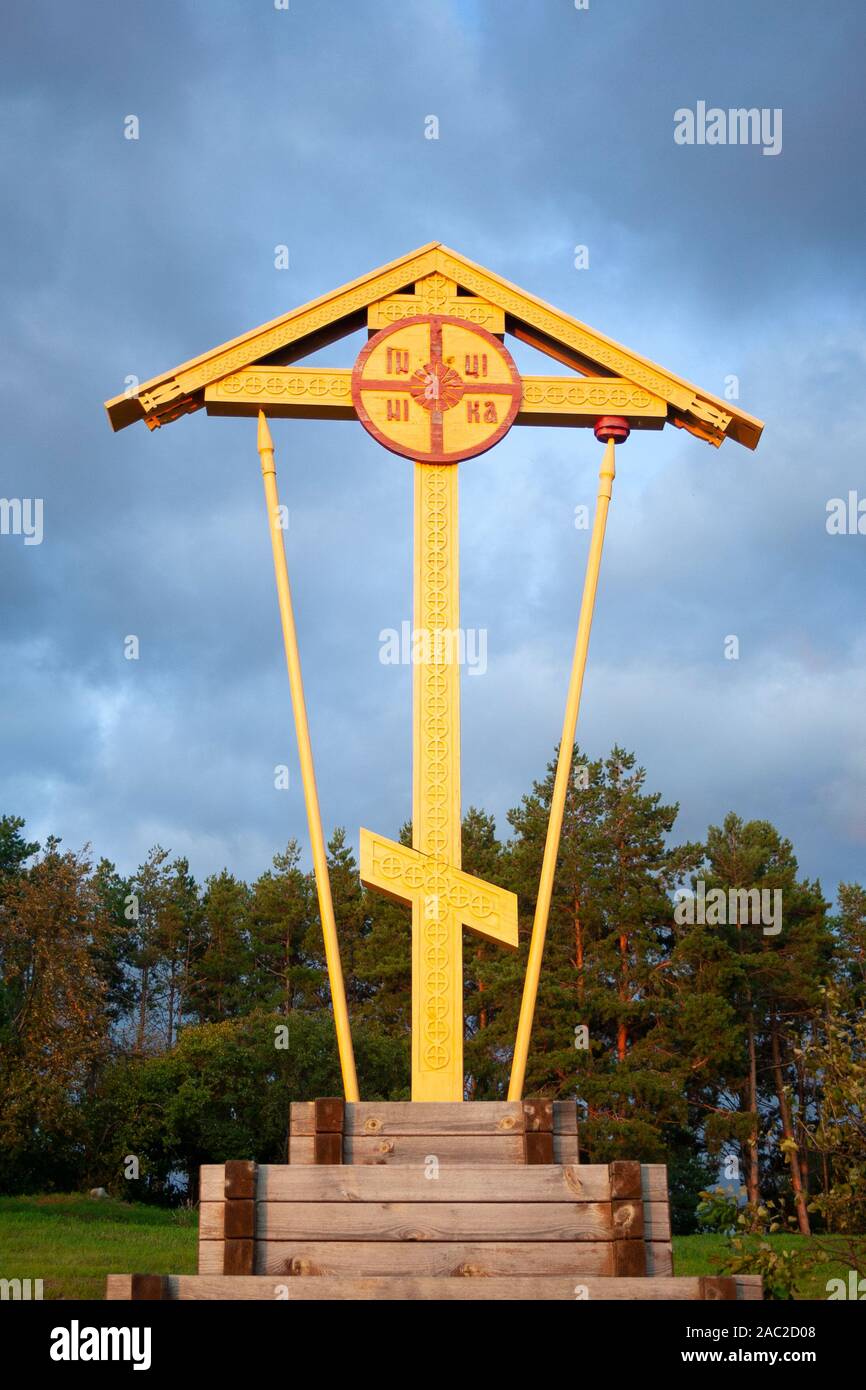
[1,0,864,899]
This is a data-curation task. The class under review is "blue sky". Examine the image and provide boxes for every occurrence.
[1,0,864,898]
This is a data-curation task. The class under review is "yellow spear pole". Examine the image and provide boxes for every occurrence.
[256,411,359,1102]
[508,418,627,1101]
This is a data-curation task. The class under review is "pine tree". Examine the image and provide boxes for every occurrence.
[91,858,138,1024]
[689,815,833,1231]
[322,828,375,1008]
[189,870,252,1022]
[129,846,172,1053]
[355,821,414,1038]
[247,842,319,1015]
[465,745,701,1160]
[154,857,202,1048]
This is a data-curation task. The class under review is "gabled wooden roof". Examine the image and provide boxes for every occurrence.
[104,241,762,449]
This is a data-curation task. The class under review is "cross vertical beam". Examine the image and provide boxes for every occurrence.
[360,461,518,1101]
[413,462,463,1097]
[413,463,461,867]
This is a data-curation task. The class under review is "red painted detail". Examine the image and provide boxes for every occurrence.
[351,314,522,465]
[594,415,631,443]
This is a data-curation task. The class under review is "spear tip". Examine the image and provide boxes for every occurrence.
[257,410,274,453]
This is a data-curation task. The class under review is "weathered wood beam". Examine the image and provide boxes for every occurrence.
[202,1163,619,1204]
[200,1199,641,1242]
[109,1273,761,1301]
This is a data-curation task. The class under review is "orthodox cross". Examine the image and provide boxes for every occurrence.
[105,244,762,1102]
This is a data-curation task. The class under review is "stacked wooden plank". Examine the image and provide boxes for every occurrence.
[106,1101,762,1300]
[287,1099,578,1166]
[196,1158,670,1279]
[108,1273,762,1300]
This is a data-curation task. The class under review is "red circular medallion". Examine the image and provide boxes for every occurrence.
[351,315,522,464]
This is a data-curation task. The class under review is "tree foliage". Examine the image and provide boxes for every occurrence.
[0,747,861,1230]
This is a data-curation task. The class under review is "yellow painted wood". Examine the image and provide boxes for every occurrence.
[104,242,441,431]
[105,249,764,1110]
[257,413,358,1101]
[106,241,762,449]
[509,437,616,1101]
[430,245,762,448]
[368,272,505,332]
[353,318,520,462]
[206,366,666,425]
[207,367,355,418]
[360,464,517,1101]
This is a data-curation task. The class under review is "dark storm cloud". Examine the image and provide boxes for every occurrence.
[0,0,863,896]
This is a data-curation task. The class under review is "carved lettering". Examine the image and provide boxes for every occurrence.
[387,347,410,374]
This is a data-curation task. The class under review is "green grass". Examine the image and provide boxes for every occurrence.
[0,1195,862,1300]
[0,1194,198,1300]
[674,1233,866,1300]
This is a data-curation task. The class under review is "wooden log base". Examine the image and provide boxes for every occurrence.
[105,1105,762,1301]
[109,1273,763,1301]
[191,1157,694,1292]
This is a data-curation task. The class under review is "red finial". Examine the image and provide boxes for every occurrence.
[594,416,630,443]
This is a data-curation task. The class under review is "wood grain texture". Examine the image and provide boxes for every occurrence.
[201,1195,670,1251]
[290,1101,578,1136]
[522,1099,554,1132]
[609,1161,642,1200]
[202,1163,612,1204]
[524,1132,554,1164]
[736,1275,763,1301]
[640,1164,669,1201]
[199,1200,617,1243]
[314,1098,344,1133]
[224,1160,256,1201]
[224,1200,254,1240]
[222,1238,254,1276]
[108,1274,757,1301]
[129,1274,167,1300]
[200,1164,668,1207]
[198,1238,617,1278]
[613,1237,647,1276]
[645,1241,674,1277]
[642,1202,671,1241]
[611,1200,644,1240]
[314,1133,342,1165]
[699,1276,738,1300]
[287,1133,581,1165]
[107,1275,134,1299]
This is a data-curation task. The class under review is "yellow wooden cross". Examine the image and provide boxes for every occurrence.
[105,244,763,1103]
[359,462,518,1101]
[350,310,523,1100]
